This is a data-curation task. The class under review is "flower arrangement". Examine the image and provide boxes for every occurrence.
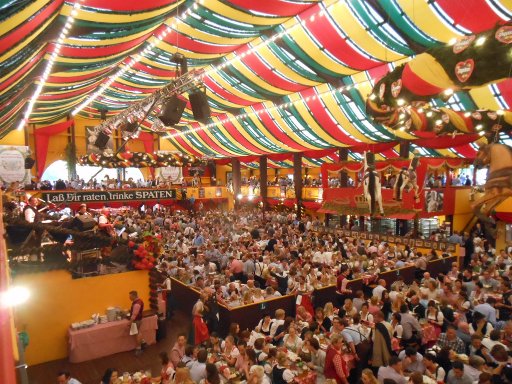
[128,236,161,270]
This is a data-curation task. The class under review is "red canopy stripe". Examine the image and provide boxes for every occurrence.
[0,0,63,53]
[436,0,504,32]
[56,33,152,58]
[162,32,243,54]
[298,9,381,70]
[0,50,46,93]
[46,67,112,83]
[226,0,317,17]
[221,120,269,154]
[252,108,313,151]
[240,53,308,92]
[300,87,361,145]
[402,63,445,96]
[84,0,177,12]
[34,120,74,178]
[203,77,256,106]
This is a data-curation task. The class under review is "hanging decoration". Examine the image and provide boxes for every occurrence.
[366,22,512,138]
[128,237,161,270]
[362,152,384,216]
[78,151,204,168]
[472,142,512,236]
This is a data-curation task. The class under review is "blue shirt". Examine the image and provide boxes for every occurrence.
[474,303,497,325]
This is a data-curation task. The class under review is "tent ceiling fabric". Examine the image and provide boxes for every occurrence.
[1,0,512,161]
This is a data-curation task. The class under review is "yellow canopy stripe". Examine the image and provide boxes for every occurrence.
[286,26,359,75]
[256,45,320,88]
[407,53,457,90]
[243,112,296,152]
[0,47,45,96]
[202,0,292,26]
[227,118,278,154]
[157,40,223,60]
[396,0,462,42]
[63,26,160,47]
[229,59,291,96]
[333,1,405,62]
[266,107,319,150]
[207,71,265,103]
[288,94,348,147]
[0,0,51,36]
[0,13,57,64]
[60,1,182,23]
[204,116,258,155]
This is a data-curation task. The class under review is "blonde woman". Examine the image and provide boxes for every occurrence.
[173,367,195,384]
[361,369,379,384]
[392,293,406,314]
[247,365,271,384]
[324,302,337,321]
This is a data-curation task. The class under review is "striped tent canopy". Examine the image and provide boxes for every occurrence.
[2,0,512,162]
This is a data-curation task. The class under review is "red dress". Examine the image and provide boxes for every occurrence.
[324,345,348,384]
[296,283,315,317]
[192,315,209,345]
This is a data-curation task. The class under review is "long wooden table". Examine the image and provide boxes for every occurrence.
[67,315,158,363]
[170,255,457,337]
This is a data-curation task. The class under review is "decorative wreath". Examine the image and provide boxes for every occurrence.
[366,22,512,138]
[78,152,204,168]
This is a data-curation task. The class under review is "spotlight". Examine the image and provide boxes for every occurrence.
[236,193,243,200]
[1,286,30,307]
[475,37,486,46]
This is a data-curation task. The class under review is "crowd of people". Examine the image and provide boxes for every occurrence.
[47,203,510,384]
[6,192,501,384]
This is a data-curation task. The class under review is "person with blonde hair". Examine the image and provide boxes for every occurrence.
[361,368,378,384]
[247,365,270,384]
[272,352,294,383]
[173,366,194,384]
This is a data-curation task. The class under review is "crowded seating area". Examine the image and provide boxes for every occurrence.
[7,201,512,383]
[2,2,512,384]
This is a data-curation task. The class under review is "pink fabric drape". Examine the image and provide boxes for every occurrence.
[34,120,74,178]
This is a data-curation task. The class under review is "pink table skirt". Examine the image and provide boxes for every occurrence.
[68,315,158,363]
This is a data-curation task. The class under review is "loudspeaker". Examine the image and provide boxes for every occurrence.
[72,216,96,231]
[99,109,108,120]
[25,157,35,169]
[94,131,110,149]
[189,91,211,123]
[158,95,187,126]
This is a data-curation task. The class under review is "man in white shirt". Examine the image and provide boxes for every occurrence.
[482,329,508,351]
[189,349,208,383]
[372,279,387,300]
[57,371,82,384]
[474,297,497,325]
[377,357,407,384]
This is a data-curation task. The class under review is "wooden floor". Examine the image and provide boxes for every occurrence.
[25,311,190,384]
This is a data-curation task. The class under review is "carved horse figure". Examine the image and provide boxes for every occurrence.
[394,156,420,202]
[362,152,384,216]
[472,143,512,224]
